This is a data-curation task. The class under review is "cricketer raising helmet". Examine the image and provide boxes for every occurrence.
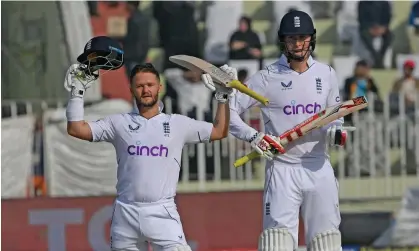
[76,36,124,83]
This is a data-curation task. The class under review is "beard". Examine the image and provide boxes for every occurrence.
[136,94,158,108]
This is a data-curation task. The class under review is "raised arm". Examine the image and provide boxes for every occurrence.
[210,101,230,141]
[178,100,230,144]
[65,64,115,142]
[202,65,285,160]
[179,86,231,144]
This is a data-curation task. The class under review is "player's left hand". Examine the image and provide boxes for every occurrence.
[202,64,237,103]
[64,64,93,98]
[326,124,356,147]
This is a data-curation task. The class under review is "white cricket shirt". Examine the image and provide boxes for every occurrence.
[88,112,213,203]
[230,55,343,164]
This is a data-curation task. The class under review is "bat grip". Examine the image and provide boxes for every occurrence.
[228,80,269,106]
[233,151,261,167]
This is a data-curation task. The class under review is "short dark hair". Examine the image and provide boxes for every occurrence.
[355,59,369,68]
[130,63,160,84]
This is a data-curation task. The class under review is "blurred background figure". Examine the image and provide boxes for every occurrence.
[237,68,249,83]
[229,16,262,61]
[342,60,380,123]
[153,1,200,70]
[122,1,150,79]
[391,60,419,109]
[357,1,393,68]
[164,67,212,121]
[343,60,379,100]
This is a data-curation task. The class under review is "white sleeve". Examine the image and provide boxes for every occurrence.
[176,115,214,144]
[229,71,267,141]
[88,116,116,142]
[326,67,344,127]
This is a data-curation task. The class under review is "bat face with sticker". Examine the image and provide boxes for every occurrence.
[234,96,368,167]
[169,55,269,106]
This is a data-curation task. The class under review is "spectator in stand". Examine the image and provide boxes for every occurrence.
[391,60,419,109]
[343,60,379,100]
[343,60,380,123]
[164,67,213,121]
[358,1,393,68]
[408,1,419,53]
[229,16,262,60]
[153,1,200,70]
[123,1,150,79]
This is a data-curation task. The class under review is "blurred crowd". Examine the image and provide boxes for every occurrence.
[85,1,419,124]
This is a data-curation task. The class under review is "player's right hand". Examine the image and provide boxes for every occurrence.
[64,64,92,98]
[250,132,286,160]
[202,64,237,103]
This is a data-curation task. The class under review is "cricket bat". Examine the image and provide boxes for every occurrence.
[169,55,269,106]
[234,96,369,167]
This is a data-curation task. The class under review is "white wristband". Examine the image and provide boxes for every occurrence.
[66,97,84,121]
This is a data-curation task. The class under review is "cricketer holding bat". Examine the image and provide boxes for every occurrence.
[65,36,235,251]
[204,10,353,251]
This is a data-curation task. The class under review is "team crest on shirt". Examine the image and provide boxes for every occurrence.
[316,78,322,94]
[163,122,170,137]
[281,80,292,90]
[128,124,141,133]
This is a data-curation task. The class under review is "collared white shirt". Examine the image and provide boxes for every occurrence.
[88,111,213,203]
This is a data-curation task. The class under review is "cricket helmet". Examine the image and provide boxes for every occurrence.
[77,36,124,81]
[277,10,316,62]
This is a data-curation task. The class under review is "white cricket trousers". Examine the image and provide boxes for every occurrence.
[262,160,341,246]
[110,198,187,251]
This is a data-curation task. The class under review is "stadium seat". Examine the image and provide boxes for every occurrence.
[262,44,279,58]
[369,69,399,97]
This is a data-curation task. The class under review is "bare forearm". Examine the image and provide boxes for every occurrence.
[211,102,230,140]
[67,121,93,141]
[231,41,246,50]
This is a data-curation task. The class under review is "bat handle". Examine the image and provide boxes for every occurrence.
[228,80,269,106]
[234,151,261,167]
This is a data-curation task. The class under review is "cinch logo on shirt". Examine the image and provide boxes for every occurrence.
[127,144,169,157]
[283,100,321,115]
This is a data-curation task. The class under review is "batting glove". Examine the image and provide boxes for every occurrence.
[249,132,286,160]
[202,64,237,103]
[326,124,356,147]
[64,64,93,99]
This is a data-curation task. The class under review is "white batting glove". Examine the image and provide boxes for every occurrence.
[64,64,93,98]
[202,64,237,103]
[249,132,286,160]
[326,124,356,147]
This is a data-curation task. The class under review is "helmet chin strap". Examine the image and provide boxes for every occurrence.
[286,50,311,63]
